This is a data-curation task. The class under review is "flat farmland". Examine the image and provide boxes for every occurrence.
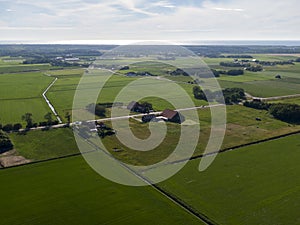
[0,72,54,125]
[0,155,203,225]
[159,133,300,225]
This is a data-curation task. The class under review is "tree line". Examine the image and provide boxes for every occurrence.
[244,100,300,123]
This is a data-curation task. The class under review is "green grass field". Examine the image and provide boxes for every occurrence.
[9,128,79,161]
[0,156,203,225]
[159,133,300,225]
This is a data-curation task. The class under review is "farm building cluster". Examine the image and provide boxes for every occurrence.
[127,101,185,124]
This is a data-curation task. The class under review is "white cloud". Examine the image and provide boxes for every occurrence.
[5,9,16,12]
[0,0,300,42]
[212,7,244,12]
[150,1,176,8]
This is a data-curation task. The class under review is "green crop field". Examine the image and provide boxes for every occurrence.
[159,133,300,225]
[0,156,203,225]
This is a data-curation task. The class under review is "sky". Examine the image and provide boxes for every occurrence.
[0,0,299,44]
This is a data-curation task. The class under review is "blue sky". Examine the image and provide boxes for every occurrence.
[0,0,299,43]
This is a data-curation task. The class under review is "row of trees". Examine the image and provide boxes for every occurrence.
[244,100,300,123]
[0,112,71,133]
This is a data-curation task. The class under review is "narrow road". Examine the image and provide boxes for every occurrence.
[246,92,300,101]
[42,77,62,123]
[89,104,224,123]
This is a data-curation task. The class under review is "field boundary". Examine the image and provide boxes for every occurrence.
[2,129,300,171]
[42,77,62,123]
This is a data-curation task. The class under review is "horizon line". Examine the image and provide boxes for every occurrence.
[1,39,300,46]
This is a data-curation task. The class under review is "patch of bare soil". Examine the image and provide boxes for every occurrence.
[0,150,31,168]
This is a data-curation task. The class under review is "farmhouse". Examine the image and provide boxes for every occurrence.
[161,109,185,124]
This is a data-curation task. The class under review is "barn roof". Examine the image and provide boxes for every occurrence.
[162,109,178,120]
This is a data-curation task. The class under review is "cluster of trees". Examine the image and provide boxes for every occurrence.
[226,55,253,58]
[0,130,13,153]
[244,100,270,110]
[226,69,244,76]
[169,68,189,76]
[245,65,263,72]
[86,103,107,117]
[0,123,23,132]
[222,88,246,104]
[211,69,220,77]
[23,58,90,68]
[193,87,245,104]
[212,69,244,76]
[0,45,105,58]
[125,71,154,76]
[244,100,300,123]
[269,103,300,123]
[193,86,207,101]
[220,62,250,67]
[96,123,116,138]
